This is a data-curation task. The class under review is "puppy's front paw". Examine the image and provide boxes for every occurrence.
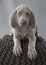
[13,45,22,56]
[28,49,37,60]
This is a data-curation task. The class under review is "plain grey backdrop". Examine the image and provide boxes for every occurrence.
[0,0,46,40]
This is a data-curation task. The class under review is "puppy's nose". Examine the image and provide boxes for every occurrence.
[22,20,27,26]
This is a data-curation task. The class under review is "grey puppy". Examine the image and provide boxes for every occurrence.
[9,4,38,60]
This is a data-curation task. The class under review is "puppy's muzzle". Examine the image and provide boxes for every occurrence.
[19,18,29,27]
[21,19,27,26]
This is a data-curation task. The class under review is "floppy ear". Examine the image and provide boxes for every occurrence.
[9,9,17,28]
[29,11,36,29]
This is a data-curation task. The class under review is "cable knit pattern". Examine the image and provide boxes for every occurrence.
[0,35,46,65]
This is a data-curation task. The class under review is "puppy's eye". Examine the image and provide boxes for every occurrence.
[26,12,30,16]
[18,11,22,17]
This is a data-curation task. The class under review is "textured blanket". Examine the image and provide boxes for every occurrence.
[0,35,46,65]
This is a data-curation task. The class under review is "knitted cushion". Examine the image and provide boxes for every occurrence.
[0,35,46,65]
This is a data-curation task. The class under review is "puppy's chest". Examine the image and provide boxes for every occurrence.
[17,28,29,37]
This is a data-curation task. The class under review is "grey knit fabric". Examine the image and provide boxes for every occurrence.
[0,35,46,65]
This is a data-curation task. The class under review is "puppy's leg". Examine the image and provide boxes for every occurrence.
[27,35,37,60]
[13,35,22,56]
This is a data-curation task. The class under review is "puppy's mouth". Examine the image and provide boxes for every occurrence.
[19,23,28,28]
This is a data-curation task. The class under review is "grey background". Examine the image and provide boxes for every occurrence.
[0,0,46,40]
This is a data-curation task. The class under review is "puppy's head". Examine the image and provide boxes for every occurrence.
[9,4,36,29]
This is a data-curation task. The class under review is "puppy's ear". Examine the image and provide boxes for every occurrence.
[29,11,36,29]
[9,10,17,28]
